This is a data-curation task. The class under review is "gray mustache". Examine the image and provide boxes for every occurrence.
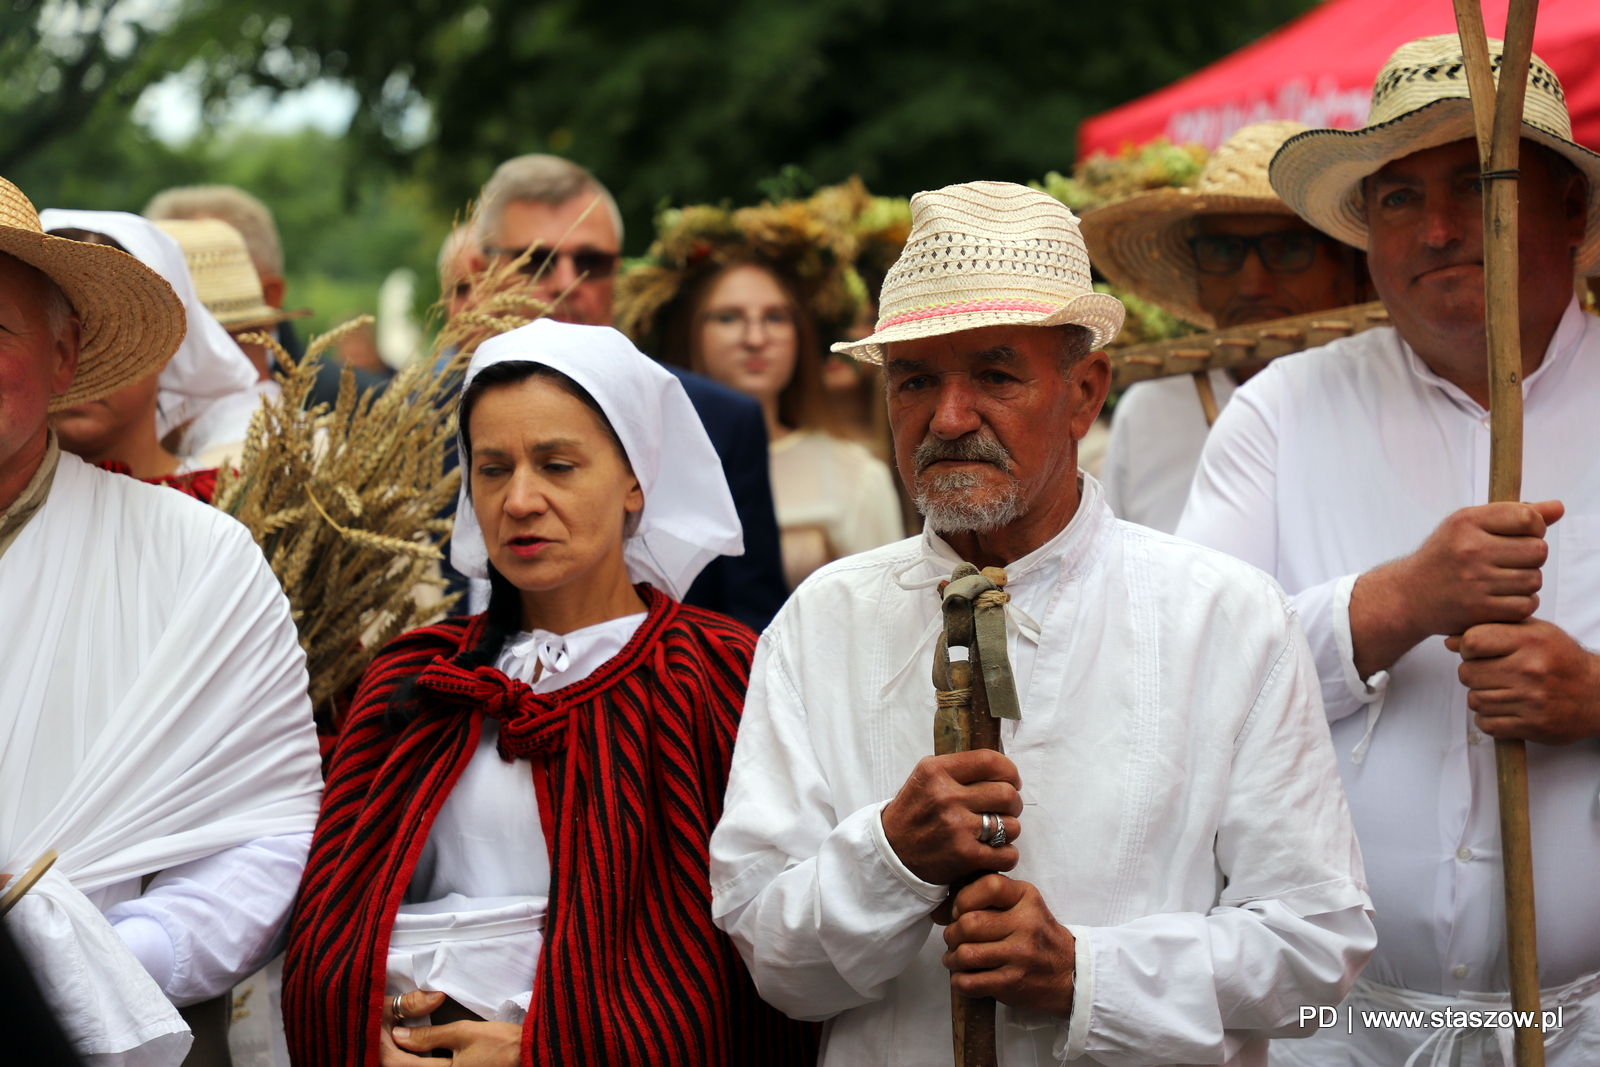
[913,433,1012,474]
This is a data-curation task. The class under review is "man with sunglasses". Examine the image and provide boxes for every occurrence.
[471,155,788,630]
[1082,121,1367,533]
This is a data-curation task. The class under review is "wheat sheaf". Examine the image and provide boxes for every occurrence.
[214,263,556,721]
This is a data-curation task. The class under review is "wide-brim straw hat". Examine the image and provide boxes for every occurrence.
[0,178,185,410]
[154,218,309,331]
[1080,121,1310,329]
[833,181,1125,362]
[1271,34,1600,277]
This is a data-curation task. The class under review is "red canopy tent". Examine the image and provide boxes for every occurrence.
[1077,0,1600,159]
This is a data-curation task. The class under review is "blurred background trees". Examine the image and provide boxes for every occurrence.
[5,0,1316,327]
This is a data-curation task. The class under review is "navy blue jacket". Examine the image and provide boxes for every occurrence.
[667,367,787,632]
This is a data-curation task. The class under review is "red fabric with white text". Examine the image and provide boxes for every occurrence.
[1078,0,1600,159]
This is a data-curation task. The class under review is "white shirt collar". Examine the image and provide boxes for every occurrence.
[1398,295,1587,417]
[880,473,1115,705]
[915,472,1113,593]
[496,611,648,694]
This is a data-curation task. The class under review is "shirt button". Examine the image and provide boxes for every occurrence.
[1468,731,1483,745]
[1454,964,1470,978]
[1457,847,1474,862]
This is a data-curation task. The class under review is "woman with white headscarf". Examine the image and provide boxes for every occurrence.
[37,210,263,478]
[283,319,815,1067]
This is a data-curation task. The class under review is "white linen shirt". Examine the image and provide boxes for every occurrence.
[387,611,647,1022]
[1103,370,1236,534]
[1177,300,1600,1007]
[0,452,322,1067]
[711,474,1374,1067]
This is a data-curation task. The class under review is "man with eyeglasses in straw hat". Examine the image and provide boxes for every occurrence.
[1080,120,1369,534]
[711,180,1374,1066]
[0,174,322,1067]
[1179,34,1600,1067]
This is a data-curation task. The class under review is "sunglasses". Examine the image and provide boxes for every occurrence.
[1187,232,1332,275]
[483,245,620,281]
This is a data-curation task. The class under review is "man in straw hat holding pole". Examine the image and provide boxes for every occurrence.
[0,175,322,1066]
[1081,120,1369,534]
[711,180,1374,1066]
[1179,30,1600,1067]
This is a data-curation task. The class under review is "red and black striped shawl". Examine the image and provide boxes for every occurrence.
[282,585,815,1066]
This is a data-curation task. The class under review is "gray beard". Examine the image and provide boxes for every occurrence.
[915,469,1026,534]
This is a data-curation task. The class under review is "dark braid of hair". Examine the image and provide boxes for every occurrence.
[383,359,629,731]
[460,563,524,671]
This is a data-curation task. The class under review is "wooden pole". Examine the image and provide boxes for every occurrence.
[934,565,1008,1067]
[1191,370,1221,428]
[0,849,59,917]
[1450,2,1544,1063]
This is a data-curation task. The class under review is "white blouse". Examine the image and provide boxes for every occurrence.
[386,611,646,1022]
[770,429,903,590]
[1102,369,1236,533]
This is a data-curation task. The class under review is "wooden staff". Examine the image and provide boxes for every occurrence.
[0,849,59,917]
[1450,2,1544,1063]
[1191,371,1221,428]
[933,563,1021,1067]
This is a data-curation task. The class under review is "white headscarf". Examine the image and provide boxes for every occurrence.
[452,318,742,600]
[37,210,260,453]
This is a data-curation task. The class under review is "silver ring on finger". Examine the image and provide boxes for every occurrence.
[978,812,1006,848]
[392,994,407,1025]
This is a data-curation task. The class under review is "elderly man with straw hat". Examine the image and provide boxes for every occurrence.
[1080,121,1368,534]
[710,180,1374,1066]
[1179,34,1600,1066]
[0,176,321,1066]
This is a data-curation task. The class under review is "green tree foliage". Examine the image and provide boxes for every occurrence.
[271,0,1319,250]
[0,0,312,175]
[11,122,450,333]
[6,0,1316,255]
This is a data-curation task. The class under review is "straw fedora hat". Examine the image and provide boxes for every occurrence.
[1080,121,1309,329]
[154,218,308,332]
[0,177,185,411]
[832,181,1124,363]
[1271,34,1600,277]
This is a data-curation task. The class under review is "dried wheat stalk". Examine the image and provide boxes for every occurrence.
[216,258,563,722]
[216,316,464,718]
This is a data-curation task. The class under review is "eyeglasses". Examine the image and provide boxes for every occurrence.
[702,307,796,334]
[483,245,620,281]
[1187,232,1332,275]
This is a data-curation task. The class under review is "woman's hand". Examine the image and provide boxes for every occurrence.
[380,990,523,1067]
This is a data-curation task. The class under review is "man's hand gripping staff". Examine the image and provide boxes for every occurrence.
[881,563,1076,1067]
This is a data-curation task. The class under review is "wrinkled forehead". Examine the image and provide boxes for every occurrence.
[883,324,1064,373]
[1365,137,1481,187]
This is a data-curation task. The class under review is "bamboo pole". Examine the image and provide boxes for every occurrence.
[1191,371,1221,427]
[1450,2,1544,1064]
[0,849,59,917]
